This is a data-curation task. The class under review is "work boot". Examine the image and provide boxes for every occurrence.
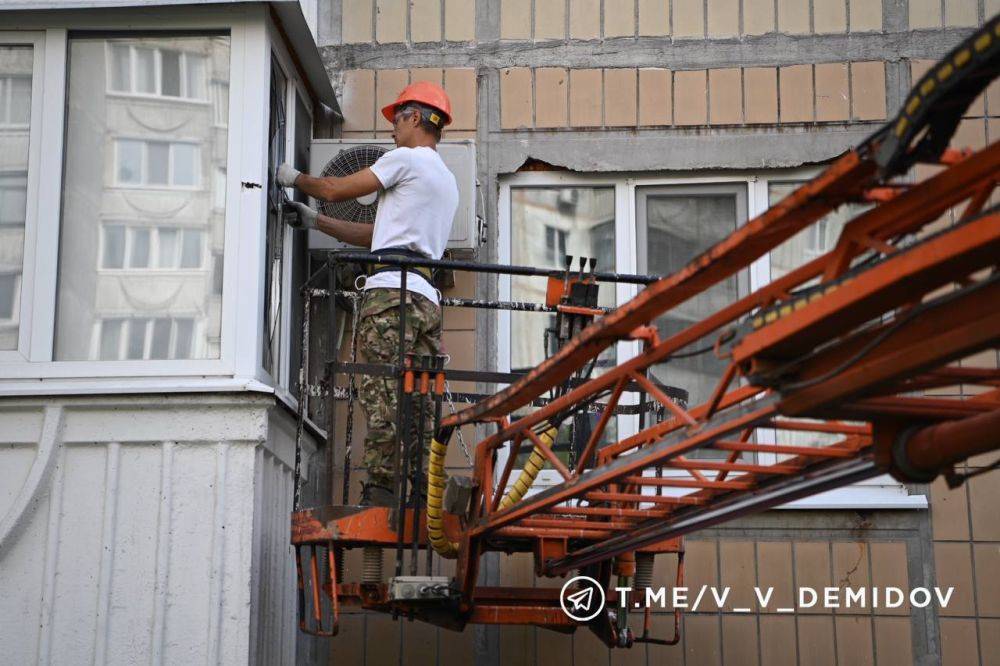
[360,481,398,508]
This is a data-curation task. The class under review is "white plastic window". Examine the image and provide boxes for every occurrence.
[53,34,229,362]
[499,172,924,509]
[0,46,33,352]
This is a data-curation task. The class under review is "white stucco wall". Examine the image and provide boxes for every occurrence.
[0,393,325,665]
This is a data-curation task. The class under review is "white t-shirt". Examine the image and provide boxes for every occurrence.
[365,146,458,305]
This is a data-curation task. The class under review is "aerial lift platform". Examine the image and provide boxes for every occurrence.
[290,17,1000,649]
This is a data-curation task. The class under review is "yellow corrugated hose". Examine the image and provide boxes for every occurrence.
[498,423,558,511]
[426,428,459,558]
[426,422,559,558]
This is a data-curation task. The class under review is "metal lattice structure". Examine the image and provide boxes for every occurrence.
[291,18,1000,648]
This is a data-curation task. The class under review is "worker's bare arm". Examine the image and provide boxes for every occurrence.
[314,213,374,248]
[295,168,382,203]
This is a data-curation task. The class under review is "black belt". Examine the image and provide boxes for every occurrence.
[368,247,434,283]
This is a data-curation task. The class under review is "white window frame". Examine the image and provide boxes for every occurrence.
[266,16,315,409]
[498,170,925,510]
[0,6,291,396]
[0,32,46,365]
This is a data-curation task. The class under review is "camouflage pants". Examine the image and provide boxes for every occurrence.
[357,288,442,490]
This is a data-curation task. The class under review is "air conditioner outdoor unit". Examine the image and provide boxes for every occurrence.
[307,138,478,251]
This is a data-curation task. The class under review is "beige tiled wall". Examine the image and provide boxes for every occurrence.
[342,0,475,43]
[338,67,478,138]
[496,0,886,39]
[496,63,887,129]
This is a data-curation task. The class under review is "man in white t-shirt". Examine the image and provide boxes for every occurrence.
[275,81,458,505]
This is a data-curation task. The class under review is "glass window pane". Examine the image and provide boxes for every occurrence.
[99,319,122,360]
[185,54,204,99]
[117,140,142,184]
[134,47,156,94]
[102,225,125,268]
[147,142,169,185]
[510,187,618,465]
[55,35,230,362]
[0,179,27,225]
[768,181,870,282]
[9,76,31,124]
[180,229,202,268]
[109,44,131,92]
[637,185,747,460]
[126,318,148,359]
[171,143,196,186]
[160,50,181,96]
[0,274,16,319]
[0,46,32,351]
[639,189,743,408]
[150,318,171,359]
[174,319,193,358]
[128,227,150,268]
[157,227,178,268]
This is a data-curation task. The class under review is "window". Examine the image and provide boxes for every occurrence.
[0,273,18,319]
[544,225,567,264]
[212,80,229,126]
[115,139,200,188]
[0,74,31,127]
[636,185,748,409]
[54,34,229,362]
[500,172,918,507]
[262,57,287,377]
[100,224,205,270]
[768,181,871,281]
[0,45,32,351]
[96,316,197,360]
[107,43,207,100]
[509,186,618,466]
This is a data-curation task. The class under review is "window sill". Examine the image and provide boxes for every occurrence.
[774,484,927,510]
[0,374,274,397]
[105,91,210,106]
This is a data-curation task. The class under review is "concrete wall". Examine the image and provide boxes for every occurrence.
[0,393,326,666]
[314,1,1000,664]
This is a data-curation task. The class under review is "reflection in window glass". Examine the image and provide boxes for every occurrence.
[0,274,16,319]
[160,50,181,97]
[99,319,122,359]
[128,228,150,268]
[637,185,747,460]
[639,188,745,408]
[768,182,870,282]
[0,46,32,350]
[180,229,202,268]
[55,35,230,361]
[510,187,618,466]
[117,140,142,183]
[767,182,869,454]
[172,143,196,186]
[147,141,169,184]
[135,47,156,94]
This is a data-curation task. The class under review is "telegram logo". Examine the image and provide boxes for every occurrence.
[559,575,606,622]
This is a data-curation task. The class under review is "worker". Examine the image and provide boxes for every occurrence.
[275,81,459,506]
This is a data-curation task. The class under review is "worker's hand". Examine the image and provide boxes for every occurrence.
[285,201,319,230]
[276,162,301,188]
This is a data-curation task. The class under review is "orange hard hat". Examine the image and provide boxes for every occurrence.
[380,81,453,127]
